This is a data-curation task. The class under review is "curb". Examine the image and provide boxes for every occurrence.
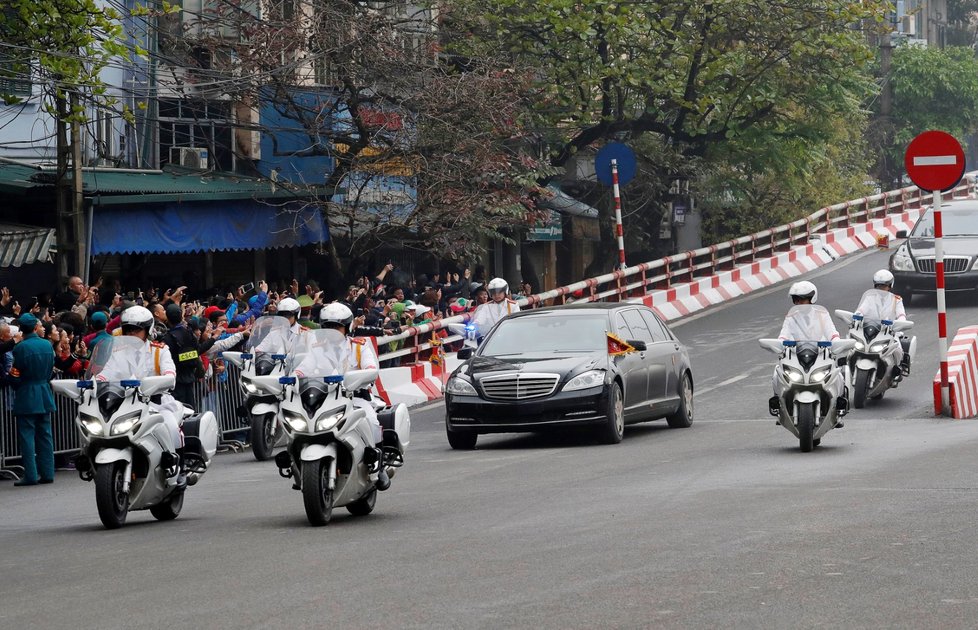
[934,326,978,419]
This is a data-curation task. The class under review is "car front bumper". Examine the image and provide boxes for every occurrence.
[446,386,609,434]
[893,270,978,292]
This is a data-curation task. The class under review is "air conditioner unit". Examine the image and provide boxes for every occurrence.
[170,146,209,170]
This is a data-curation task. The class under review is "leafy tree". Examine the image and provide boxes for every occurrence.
[448,0,887,268]
[0,0,129,276]
[179,0,550,285]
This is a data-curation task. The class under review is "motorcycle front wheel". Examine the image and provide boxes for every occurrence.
[302,458,335,526]
[95,462,130,529]
[854,369,870,409]
[797,403,816,453]
[251,413,278,461]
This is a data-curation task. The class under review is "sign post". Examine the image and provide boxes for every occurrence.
[904,130,966,416]
[595,143,637,271]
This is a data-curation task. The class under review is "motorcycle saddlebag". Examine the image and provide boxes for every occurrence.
[377,403,411,450]
[182,411,219,463]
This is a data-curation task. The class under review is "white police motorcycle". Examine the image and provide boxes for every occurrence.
[834,309,916,409]
[50,336,218,529]
[759,338,856,452]
[222,317,290,460]
[251,329,410,526]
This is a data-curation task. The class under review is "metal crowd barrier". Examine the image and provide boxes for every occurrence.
[0,367,254,481]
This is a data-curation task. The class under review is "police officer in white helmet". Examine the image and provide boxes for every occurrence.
[255,296,305,355]
[470,277,520,340]
[771,281,847,424]
[294,302,391,490]
[96,305,189,487]
[854,269,912,375]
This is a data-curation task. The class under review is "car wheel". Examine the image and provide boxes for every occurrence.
[666,372,693,428]
[446,419,478,450]
[596,383,625,444]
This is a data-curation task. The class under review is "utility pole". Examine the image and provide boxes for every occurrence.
[70,92,87,278]
[55,91,72,280]
[880,27,894,190]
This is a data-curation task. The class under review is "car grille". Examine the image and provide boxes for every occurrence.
[916,257,971,274]
[479,373,560,401]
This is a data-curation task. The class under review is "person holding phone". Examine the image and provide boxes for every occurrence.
[228,280,268,326]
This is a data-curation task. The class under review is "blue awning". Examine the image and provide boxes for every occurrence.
[92,200,328,255]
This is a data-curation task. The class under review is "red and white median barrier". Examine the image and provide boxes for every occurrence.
[933,326,978,419]
[374,355,463,407]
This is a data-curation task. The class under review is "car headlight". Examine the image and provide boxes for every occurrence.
[315,411,344,432]
[890,245,914,271]
[869,341,889,353]
[563,370,606,392]
[810,368,831,383]
[446,377,477,396]
[282,410,308,432]
[783,366,804,383]
[110,412,142,436]
[80,413,103,436]
[972,257,978,271]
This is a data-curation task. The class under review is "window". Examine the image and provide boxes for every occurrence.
[614,314,633,340]
[620,310,653,343]
[0,53,31,99]
[640,309,672,343]
[158,98,235,171]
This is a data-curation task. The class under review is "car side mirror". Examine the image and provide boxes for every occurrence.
[896,229,908,239]
[628,340,647,352]
[457,347,474,360]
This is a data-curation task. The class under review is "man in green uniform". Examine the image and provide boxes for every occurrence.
[10,313,56,486]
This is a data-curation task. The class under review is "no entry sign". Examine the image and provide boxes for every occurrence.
[904,130,966,192]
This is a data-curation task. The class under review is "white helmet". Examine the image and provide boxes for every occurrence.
[789,280,818,303]
[319,302,354,330]
[487,277,509,298]
[120,305,154,334]
[277,297,300,319]
[873,269,894,287]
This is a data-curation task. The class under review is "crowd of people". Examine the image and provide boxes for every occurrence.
[0,265,536,485]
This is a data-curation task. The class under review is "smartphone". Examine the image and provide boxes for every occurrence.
[240,282,255,293]
[126,291,135,299]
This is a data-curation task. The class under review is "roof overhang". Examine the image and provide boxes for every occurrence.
[0,223,55,268]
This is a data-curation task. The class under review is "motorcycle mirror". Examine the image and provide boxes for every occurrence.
[51,379,83,401]
[833,309,854,323]
[222,351,245,368]
[138,375,175,397]
[891,320,914,332]
[252,375,285,394]
[758,339,784,354]
[344,368,378,392]
[458,347,474,360]
[830,339,857,357]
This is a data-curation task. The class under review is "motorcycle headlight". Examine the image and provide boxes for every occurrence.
[80,413,103,436]
[810,368,831,383]
[563,370,606,392]
[783,366,804,383]
[241,378,258,395]
[890,245,914,271]
[282,410,308,432]
[854,341,865,351]
[446,377,477,396]
[315,411,345,432]
[869,341,889,353]
[110,412,142,436]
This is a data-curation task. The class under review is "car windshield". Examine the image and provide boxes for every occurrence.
[912,209,978,237]
[479,314,608,356]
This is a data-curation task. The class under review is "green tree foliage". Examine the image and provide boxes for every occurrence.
[887,45,978,163]
[448,0,886,257]
[0,0,127,118]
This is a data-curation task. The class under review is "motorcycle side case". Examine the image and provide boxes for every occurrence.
[378,403,411,448]
[183,411,219,462]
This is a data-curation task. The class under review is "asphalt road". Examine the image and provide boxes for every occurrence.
[4,247,978,629]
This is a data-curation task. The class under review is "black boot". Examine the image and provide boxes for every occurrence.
[768,396,781,419]
[374,446,391,491]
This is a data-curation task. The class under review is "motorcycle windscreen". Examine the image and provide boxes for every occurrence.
[288,328,350,378]
[782,305,837,343]
[86,335,146,382]
[245,316,292,354]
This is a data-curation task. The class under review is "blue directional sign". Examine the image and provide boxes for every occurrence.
[595,142,637,187]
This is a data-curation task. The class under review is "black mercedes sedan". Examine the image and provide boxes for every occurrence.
[444,302,694,449]
[890,199,978,304]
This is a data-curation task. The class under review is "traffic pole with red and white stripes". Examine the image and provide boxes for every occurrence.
[934,189,950,414]
[612,158,626,270]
